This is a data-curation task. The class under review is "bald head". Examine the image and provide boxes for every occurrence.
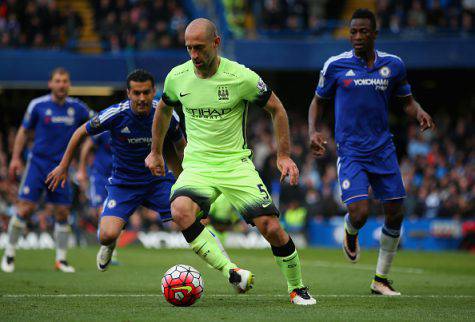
[185,18,218,41]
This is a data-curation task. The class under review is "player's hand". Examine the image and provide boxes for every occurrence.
[416,110,434,132]
[277,156,299,186]
[309,132,327,157]
[45,165,68,191]
[146,151,165,176]
[8,158,24,181]
[76,169,88,191]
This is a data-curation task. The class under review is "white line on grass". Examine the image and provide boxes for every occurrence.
[304,260,425,274]
[2,294,473,299]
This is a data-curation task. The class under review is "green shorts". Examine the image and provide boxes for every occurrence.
[170,158,279,224]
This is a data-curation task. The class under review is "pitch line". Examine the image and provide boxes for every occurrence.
[2,294,473,299]
[303,260,424,274]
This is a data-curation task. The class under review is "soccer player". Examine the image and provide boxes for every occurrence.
[77,132,119,263]
[77,132,112,217]
[146,18,316,305]
[46,69,186,272]
[1,67,93,273]
[308,9,434,295]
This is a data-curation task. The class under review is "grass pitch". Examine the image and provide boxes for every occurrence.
[0,247,474,321]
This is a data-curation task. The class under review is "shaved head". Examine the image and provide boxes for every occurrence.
[185,18,218,41]
[184,18,221,77]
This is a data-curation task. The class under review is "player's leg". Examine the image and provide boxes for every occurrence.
[2,157,41,273]
[369,150,406,295]
[220,159,315,304]
[46,171,75,273]
[338,157,371,263]
[53,205,75,273]
[97,216,126,271]
[96,184,136,272]
[1,200,36,273]
[168,172,251,292]
[252,215,315,305]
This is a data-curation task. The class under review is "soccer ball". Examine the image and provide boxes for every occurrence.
[161,264,204,306]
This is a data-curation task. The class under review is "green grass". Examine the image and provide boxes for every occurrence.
[1,247,474,321]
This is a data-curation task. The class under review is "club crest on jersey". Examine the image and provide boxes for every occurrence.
[107,199,116,208]
[379,66,391,78]
[342,180,351,190]
[67,107,75,116]
[217,85,229,101]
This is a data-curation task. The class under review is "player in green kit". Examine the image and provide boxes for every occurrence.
[146,18,316,305]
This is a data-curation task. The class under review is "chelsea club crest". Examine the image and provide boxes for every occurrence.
[379,66,391,78]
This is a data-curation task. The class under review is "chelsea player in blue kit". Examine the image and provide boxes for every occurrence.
[2,68,93,273]
[308,9,434,295]
[77,132,113,214]
[47,69,186,272]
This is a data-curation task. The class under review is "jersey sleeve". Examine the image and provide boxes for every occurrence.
[316,60,338,99]
[166,111,184,142]
[85,107,118,136]
[394,59,412,97]
[162,72,181,107]
[240,68,272,107]
[22,100,39,129]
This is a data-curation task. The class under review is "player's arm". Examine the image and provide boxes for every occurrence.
[8,126,30,180]
[146,99,174,176]
[46,124,89,191]
[308,95,330,157]
[263,92,299,185]
[399,95,434,132]
[77,136,94,189]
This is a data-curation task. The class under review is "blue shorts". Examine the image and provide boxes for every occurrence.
[337,146,406,205]
[89,173,108,208]
[18,156,71,205]
[101,179,174,223]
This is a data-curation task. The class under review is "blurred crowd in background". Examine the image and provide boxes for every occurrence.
[0,111,473,235]
[0,0,473,50]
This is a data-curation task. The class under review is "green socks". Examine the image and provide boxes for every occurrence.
[183,220,236,278]
[272,238,305,293]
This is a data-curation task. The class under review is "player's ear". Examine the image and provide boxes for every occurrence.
[126,88,131,99]
[214,36,220,48]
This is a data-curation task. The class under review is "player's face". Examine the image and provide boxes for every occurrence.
[127,80,156,115]
[48,72,70,101]
[349,18,377,55]
[185,31,220,72]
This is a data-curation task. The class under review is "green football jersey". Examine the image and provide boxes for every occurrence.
[162,57,271,169]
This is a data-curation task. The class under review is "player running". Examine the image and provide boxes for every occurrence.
[2,67,93,273]
[308,9,434,295]
[146,18,316,305]
[46,69,186,272]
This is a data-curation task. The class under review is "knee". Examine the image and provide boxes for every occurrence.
[384,203,404,229]
[55,207,70,222]
[171,197,196,226]
[348,202,370,228]
[99,229,118,246]
[17,201,35,218]
[256,216,283,240]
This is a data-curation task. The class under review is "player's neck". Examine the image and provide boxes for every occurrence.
[195,56,221,79]
[354,49,376,68]
[51,94,67,106]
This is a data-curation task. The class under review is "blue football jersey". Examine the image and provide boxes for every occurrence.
[90,131,113,177]
[316,50,412,157]
[85,100,183,185]
[22,94,93,162]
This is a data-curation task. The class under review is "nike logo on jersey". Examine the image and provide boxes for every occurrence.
[179,92,191,97]
[345,69,355,76]
[120,126,131,134]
